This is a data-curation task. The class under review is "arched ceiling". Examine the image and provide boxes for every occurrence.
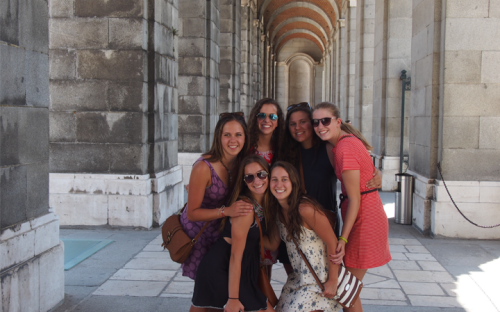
[259,0,341,56]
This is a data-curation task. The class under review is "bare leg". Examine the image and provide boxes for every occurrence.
[266,301,276,312]
[342,268,367,312]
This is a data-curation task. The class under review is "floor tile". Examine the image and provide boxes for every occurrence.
[173,274,194,282]
[124,257,181,270]
[134,251,169,258]
[362,299,408,306]
[163,281,194,294]
[393,270,455,283]
[440,283,458,297]
[391,252,408,260]
[389,238,422,246]
[362,273,388,285]
[271,267,288,283]
[418,261,446,271]
[93,280,167,297]
[142,244,165,252]
[408,295,462,308]
[109,269,176,282]
[360,288,407,301]
[399,282,445,295]
[368,264,394,278]
[364,279,401,289]
[388,260,420,271]
[405,253,437,261]
[405,245,430,253]
[389,245,407,253]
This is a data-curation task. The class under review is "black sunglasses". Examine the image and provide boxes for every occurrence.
[243,170,268,183]
[287,102,311,111]
[219,112,245,119]
[256,112,278,121]
[312,117,336,127]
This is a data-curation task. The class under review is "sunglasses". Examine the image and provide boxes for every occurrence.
[256,112,278,121]
[243,170,269,183]
[287,102,311,111]
[312,117,336,127]
[219,112,245,119]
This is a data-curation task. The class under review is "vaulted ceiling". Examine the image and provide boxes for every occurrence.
[259,0,341,55]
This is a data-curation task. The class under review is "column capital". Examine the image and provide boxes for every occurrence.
[338,18,345,28]
[349,0,357,7]
[261,34,267,42]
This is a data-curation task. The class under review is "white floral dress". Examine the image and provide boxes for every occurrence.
[276,221,341,312]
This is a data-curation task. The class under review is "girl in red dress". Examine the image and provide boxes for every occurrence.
[312,102,391,312]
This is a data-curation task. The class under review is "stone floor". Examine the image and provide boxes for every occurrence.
[53,192,500,312]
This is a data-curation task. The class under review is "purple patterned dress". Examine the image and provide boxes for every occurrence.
[180,158,229,279]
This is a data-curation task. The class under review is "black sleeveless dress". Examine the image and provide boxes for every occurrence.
[191,208,267,311]
[301,141,340,236]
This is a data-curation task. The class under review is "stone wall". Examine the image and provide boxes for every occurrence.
[178,0,220,153]
[48,0,183,228]
[1,0,64,309]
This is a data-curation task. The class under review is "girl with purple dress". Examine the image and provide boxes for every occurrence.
[180,112,254,280]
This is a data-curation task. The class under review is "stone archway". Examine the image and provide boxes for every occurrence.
[284,53,317,107]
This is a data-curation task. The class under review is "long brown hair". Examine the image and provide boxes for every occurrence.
[247,98,285,163]
[268,161,326,242]
[221,155,271,230]
[281,105,322,170]
[202,114,250,164]
[314,102,373,150]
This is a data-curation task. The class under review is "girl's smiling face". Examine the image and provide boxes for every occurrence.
[221,120,245,157]
[288,110,313,145]
[244,162,268,196]
[312,108,341,142]
[257,104,279,136]
[270,166,292,201]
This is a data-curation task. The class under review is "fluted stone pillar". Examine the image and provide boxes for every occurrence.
[353,0,375,144]
[240,2,255,115]
[371,0,412,191]
[49,0,183,228]
[1,0,64,309]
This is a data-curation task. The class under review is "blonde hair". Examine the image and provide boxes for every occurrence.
[314,102,373,151]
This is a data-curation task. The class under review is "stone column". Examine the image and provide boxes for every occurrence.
[220,0,241,113]
[346,3,357,120]
[1,0,64,309]
[353,0,375,143]
[49,0,183,228]
[410,0,500,239]
[240,3,254,115]
[371,0,412,190]
[339,15,348,113]
[252,20,262,102]
[178,0,220,153]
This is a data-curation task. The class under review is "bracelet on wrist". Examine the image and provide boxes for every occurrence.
[228,297,238,300]
[339,236,348,244]
[221,205,225,217]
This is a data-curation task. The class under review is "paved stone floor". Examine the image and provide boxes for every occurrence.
[54,192,500,312]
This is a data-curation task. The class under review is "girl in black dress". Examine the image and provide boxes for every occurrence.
[190,155,276,312]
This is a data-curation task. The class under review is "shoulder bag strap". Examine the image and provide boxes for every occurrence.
[254,212,266,262]
[291,237,325,291]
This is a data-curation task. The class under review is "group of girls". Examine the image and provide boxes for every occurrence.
[179,99,391,312]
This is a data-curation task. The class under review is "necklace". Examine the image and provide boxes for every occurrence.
[220,159,233,185]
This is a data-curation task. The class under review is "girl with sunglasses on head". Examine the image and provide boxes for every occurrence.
[279,103,382,274]
[247,98,286,276]
[190,155,276,312]
[263,161,341,312]
[312,102,391,312]
[180,112,255,280]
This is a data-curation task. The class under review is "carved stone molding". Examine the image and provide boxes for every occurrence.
[338,18,346,28]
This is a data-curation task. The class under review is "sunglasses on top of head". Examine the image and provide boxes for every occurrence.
[287,102,312,111]
[219,112,245,119]
[312,117,336,127]
[256,112,278,121]
[243,170,269,183]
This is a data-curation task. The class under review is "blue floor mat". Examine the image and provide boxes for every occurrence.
[62,239,113,270]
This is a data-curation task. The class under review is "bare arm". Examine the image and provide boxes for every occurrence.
[186,161,253,222]
[262,226,281,251]
[336,170,361,257]
[300,204,339,298]
[224,212,254,312]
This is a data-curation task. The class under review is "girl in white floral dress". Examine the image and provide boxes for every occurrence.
[263,161,342,312]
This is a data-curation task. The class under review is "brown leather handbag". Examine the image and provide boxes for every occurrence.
[254,213,278,307]
[161,204,209,264]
